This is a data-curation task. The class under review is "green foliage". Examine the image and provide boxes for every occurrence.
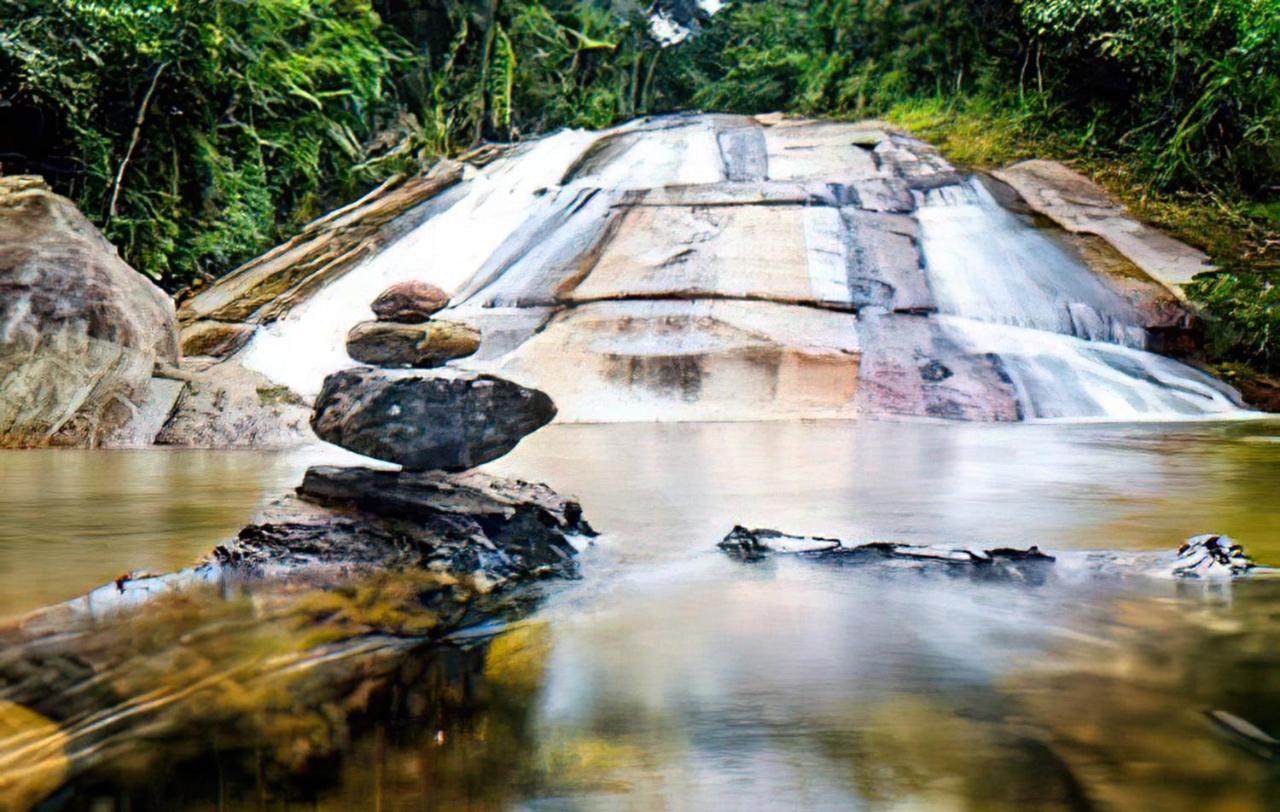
[1020,0,1280,191]
[1,0,400,284]
[1189,272,1280,372]
[0,0,669,287]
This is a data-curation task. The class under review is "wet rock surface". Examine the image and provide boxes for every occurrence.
[719,526,1057,583]
[721,527,1271,582]
[190,112,1243,423]
[345,319,480,368]
[210,465,589,588]
[0,176,179,447]
[312,367,556,471]
[371,280,450,322]
[1173,534,1256,578]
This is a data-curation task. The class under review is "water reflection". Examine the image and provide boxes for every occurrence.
[1,419,1279,808]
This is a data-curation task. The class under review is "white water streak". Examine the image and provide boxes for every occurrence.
[239,130,599,396]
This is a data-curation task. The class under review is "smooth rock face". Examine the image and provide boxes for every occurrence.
[0,176,179,447]
[371,280,451,322]
[992,160,1213,291]
[311,367,556,470]
[155,359,313,448]
[210,113,1244,422]
[180,319,257,358]
[346,319,480,368]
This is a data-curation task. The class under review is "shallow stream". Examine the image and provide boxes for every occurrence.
[3,419,1280,808]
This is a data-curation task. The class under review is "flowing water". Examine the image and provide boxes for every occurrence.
[232,115,1251,423]
[3,419,1280,809]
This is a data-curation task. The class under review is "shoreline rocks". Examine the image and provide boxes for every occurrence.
[718,525,1057,583]
[0,176,179,447]
[719,527,1270,581]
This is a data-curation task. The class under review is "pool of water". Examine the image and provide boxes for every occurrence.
[3,419,1280,809]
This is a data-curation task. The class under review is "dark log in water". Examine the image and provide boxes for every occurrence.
[718,527,1268,582]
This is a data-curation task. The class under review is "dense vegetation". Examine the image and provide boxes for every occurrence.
[1,0,1276,371]
[0,0,666,285]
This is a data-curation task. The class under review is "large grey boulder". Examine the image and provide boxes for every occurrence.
[311,367,556,470]
[0,176,179,446]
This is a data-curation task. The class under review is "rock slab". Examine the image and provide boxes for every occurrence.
[346,319,480,368]
[0,176,179,446]
[993,160,1213,292]
[311,367,556,471]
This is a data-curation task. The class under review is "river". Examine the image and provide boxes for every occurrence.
[3,418,1280,808]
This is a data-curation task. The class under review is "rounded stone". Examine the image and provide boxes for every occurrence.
[346,319,480,368]
[370,280,450,323]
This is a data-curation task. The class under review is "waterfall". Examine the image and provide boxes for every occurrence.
[917,180,1149,349]
[238,130,598,396]
[229,114,1251,423]
[915,179,1246,421]
[940,317,1243,420]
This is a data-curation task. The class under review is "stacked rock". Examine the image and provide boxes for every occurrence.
[314,280,557,472]
[345,280,480,369]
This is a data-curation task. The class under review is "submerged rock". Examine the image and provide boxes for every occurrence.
[719,526,1056,583]
[1173,534,1255,578]
[345,319,480,368]
[371,280,450,323]
[0,463,591,801]
[312,367,556,471]
[0,176,179,447]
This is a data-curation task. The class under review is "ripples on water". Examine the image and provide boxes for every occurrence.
[2,420,1280,809]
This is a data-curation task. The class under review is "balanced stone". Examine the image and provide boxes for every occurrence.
[312,367,556,471]
[371,280,450,323]
[346,319,480,368]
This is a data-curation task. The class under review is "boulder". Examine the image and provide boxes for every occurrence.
[154,358,313,448]
[311,367,556,471]
[371,280,450,323]
[0,176,179,447]
[345,319,480,368]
